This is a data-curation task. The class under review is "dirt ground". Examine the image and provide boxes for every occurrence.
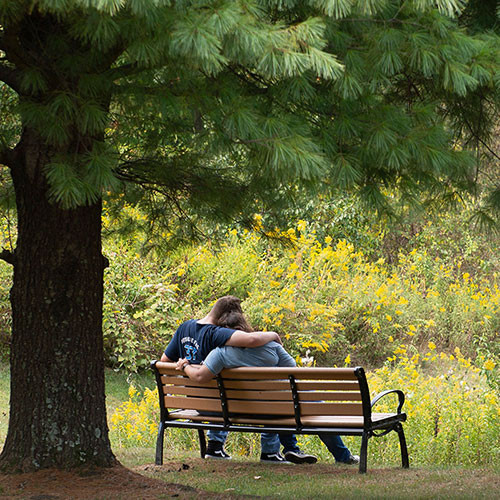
[0,464,232,499]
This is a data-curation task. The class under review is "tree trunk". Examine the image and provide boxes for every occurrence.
[0,128,117,471]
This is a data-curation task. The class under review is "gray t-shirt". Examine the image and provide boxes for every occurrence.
[203,341,296,375]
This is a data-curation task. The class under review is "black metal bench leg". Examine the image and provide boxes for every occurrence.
[155,422,165,465]
[359,431,369,474]
[198,429,206,458]
[396,423,409,469]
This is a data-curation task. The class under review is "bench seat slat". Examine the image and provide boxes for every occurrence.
[165,409,401,428]
[227,391,361,402]
[155,363,356,380]
[296,381,359,391]
[298,392,361,402]
[160,373,360,389]
[223,400,363,416]
[162,377,361,393]
[223,366,357,377]
[227,400,294,415]
[220,380,361,391]
[299,402,363,416]
[161,375,218,388]
[163,386,221,398]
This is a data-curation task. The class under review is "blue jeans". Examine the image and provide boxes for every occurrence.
[278,432,352,462]
[208,430,352,462]
[318,434,352,463]
[207,430,282,453]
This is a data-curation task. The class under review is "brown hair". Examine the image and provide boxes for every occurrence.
[209,295,243,321]
[217,309,253,333]
[209,295,253,332]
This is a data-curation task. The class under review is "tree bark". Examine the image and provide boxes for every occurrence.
[0,128,117,471]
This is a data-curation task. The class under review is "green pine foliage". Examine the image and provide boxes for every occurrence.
[1,0,498,233]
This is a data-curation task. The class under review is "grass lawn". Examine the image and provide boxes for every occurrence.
[117,447,499,499]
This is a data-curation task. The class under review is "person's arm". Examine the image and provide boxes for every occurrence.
[275,344,297,367]
[175,358,214,383]
[161,329,181,362]
[225,330,282,347]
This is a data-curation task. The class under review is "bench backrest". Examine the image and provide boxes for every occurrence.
[152,362,372,425]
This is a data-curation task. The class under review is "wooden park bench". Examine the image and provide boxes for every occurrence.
[151,361,409,473]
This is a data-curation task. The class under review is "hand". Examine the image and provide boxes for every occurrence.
[274,332,283,345]
[176,358,189,371]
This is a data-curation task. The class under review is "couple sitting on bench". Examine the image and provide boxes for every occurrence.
[160,295,359,465]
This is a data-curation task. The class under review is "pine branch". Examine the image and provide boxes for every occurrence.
[459,106,500,164]
[227,64,269,93]
[105,62,141,81]
[0,249,15,265]
[0,62,21,92]
[0,22,33,71]
[0,145,16,168]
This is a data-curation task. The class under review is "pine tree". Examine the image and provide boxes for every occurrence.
[0,0,498,471]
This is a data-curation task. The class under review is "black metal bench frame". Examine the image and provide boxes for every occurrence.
[151,361,409,473]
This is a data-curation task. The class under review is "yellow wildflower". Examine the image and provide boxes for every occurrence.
[484,359,496,371]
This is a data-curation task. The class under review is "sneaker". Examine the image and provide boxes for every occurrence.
[205,440,231,460]
[284,450,318,464]
[339,454,360,465]
[260,452,291,464]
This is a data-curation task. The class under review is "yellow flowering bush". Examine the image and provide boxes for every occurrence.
[110,385,159,447]
[109,385,203,452]
[99,213,498,371]
[194,219,499,367]
[360,345,499,466]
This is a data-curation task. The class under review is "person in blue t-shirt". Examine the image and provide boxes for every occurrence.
[161,296,281,365]
[176,308,360,466]
[161,295,299,461]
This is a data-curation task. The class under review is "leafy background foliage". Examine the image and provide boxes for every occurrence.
[1,195,497,373]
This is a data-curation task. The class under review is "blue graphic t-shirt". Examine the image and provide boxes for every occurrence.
[163,319,236,364]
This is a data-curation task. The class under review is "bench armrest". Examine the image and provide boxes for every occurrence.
[371,389,405,414]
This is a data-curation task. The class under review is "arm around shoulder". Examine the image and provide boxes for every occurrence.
[225,330,282,347]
